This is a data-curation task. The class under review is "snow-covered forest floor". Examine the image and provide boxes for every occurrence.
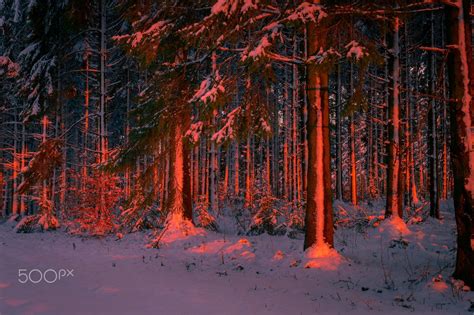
[1,200,473,315]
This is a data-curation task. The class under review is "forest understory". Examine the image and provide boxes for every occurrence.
[1,200,473,315]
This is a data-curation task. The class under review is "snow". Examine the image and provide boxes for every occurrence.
[242,35,272,62]
[306,47,340,65]
[345,40,369,60]
[0,201,473,314]
[190,73,225,105]
[112,21,171,49]
[211,0,259,17]
[0,56,19,78]
[377,215,411,237]
[286,1,327,24]
[304,242,342,271]
[185,121,204,144]
[259,117,271,133]
[211,107,241,144]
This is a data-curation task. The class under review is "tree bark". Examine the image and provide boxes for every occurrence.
[304,1,334,250]
[446,0,474,288]
[385,15,402,218]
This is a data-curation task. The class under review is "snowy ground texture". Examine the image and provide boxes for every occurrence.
[1,200,474,315]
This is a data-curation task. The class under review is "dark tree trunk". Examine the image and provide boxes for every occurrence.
[446,0,474,288]
[385,15,403,218]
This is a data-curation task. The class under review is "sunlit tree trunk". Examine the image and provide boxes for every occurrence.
[349,62,357,205]
[11,108,18,217]
[350,113,357,205]
[41,116,49,212]
[245,136,253,207]
[19,123,26,216]
[304,2,334,250]
[292,38,300,203]
[168,112,193,222]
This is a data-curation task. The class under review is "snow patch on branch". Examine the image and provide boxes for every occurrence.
[211,107,241,144]
[191,72,225,105]
[345,40,369,60]
[307,47,340,65]
[286,2,327,24]
[0,56,19,77]
[113,20,171,49]
[211,0,259,17]
[242,35,271,62]
[185,121,204,144]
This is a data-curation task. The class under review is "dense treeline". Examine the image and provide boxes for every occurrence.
[0,0,473,287]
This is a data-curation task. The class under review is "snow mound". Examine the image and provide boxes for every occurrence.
[188,238,256,262]
[14,214,59,233]
[428,275,449,293]
[149,212,205,248]
[272,250,285,261]
[377,216,411,237]
[304,242,342,270]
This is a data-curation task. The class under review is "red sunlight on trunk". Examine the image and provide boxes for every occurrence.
[0,1,473,314]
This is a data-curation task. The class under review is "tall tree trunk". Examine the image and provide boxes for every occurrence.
[98,0,107,220]
[19,123,26,216]
[41,116,49,214]
[283,70,290,200]
[0,170,5,218]
[11,108,18,217]
[350,113,357,205]
[446,0,474,288]
[304,2,334,250]
[404,23,412,208]
[245,136,253,207]
[82,46,90,193]
[209,52,218,212]
[349,62,357,205]
[429,12,440,218]
[234,141,240,196]
[292,37,300,203]
[168,115,193,222]
[336,62,343,200]
[124,66,131,199]
[385,15,402,218]
[193,146,200,201]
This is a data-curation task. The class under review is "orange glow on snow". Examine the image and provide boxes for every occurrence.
[188,238,255,260]
[304,243,342,271]
[431,281,449,293]
[378,216,411,236]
